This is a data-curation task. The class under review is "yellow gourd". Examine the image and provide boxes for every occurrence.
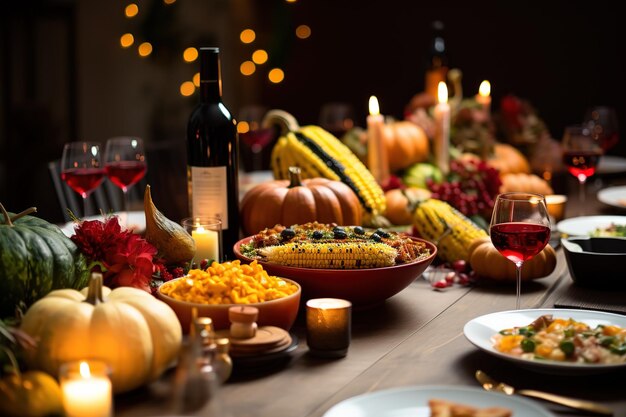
[20,273,182,393]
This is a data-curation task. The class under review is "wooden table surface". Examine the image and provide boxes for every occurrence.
[116,172,626,417]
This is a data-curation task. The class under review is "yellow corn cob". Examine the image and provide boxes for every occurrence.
[257,241,397,269]
[413,199,488,262]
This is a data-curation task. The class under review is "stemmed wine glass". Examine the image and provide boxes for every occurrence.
[561,125,603,210]
[238,106,274,172]
[104,137,147,227]
[490,192,551,310]
[61,141,106,217]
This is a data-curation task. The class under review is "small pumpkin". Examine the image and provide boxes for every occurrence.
[382,121,430,172]
[499,173,554,195]
[20,273,182,393]
[384,187,431,226]
[0,348,63,417]
[240,166,362,235]
[461,143,530,175]
[468,237,557,281]
[0,203,89,318]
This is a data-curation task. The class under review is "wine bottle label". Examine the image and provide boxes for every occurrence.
[190,166,229,229]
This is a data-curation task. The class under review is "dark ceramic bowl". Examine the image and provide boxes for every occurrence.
[233,236,437,308]
[561,237,626,288]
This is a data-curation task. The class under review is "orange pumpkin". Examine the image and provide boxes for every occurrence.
[240,167,362,235]
[499,173,554,195]
[384,187,431,225]
[382,121,430,172]
[461,143,530,175]
[468,237,557,282]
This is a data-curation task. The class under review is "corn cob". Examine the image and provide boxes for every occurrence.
[266,110,386,222]
[413,199,488,263]
[257,241,397,269]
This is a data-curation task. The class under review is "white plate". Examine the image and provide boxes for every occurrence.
[60,211,146,237]
[556,215,626,236]
[464,308,626,375]
[323,385,554,417]
[597,155,626,175]
[597,186,626,209]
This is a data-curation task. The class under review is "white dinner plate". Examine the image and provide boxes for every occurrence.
[464,308,626,375]
[323,385,554,417]
[556,215,626,236]
[60,211,146,237]
[597,186,626,209]
[597,155,626,175]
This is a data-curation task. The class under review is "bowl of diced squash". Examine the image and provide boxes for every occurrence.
[233,223,437,308]
[156,259,301,333]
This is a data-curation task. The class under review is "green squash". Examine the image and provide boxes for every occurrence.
[0,203,89,317]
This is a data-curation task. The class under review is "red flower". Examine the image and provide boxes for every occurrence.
[70,215,160,293]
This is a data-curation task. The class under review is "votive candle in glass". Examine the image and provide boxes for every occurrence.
[306,298,352,358]
[60,360,113,417]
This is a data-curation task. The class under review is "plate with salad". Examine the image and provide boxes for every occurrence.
[556,215,626,237]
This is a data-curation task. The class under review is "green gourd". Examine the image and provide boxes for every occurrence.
[0,203,89,317]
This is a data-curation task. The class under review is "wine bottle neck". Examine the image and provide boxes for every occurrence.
[199,47,223,103]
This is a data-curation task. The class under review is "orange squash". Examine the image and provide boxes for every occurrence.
[468,237,557,281]
[461,143,530,175]
[240,167,362,235]
[384,187,431,225]
[382,121,430,172]
[499,173,554,195]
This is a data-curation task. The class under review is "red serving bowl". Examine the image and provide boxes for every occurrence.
[233,236,437,308]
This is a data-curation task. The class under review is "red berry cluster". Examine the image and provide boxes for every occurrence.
[427,260,476,289]
[426,159,501,219]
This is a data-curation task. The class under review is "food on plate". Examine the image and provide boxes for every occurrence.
[429,398,512,417]
[492,314,626,364]
[590,223,626,237]
[240,222,431,268]
[159,260,299,304]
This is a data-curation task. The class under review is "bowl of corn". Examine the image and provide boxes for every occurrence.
[156,260,301,332]
[233,225,437,308]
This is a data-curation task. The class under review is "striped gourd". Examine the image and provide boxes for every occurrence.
[265,110,386,225]
[412,198,488,263]
[257,241,397,269]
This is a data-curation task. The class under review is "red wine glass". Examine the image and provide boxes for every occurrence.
[60,141,105,217]
[104,137,147,227]
[583,106,619,152]
[562,125,602,211]
[490,192,551,310]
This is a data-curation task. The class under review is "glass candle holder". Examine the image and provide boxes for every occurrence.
[545,194,568,223]
[181,217,223,263]
[306,298,352,358]
[59,360,113,417]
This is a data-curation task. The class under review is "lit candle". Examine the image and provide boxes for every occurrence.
[306,298,352,358]
[366,95,390,185]
[476,80,491,115]
[192,225,219,262]
[434,81,450,175]
[60,361,112,417]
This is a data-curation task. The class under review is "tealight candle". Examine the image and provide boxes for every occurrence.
[60,360,112,417]
[476,80,491,116]
[366,95,390,185]
[545,194,568,223]
[182,217,222,262]
[306,298,352,358]
[434,81,450,176]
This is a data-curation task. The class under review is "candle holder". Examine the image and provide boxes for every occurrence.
[306,298,352,358]
[181,216,223,263]
[59,360,113,417]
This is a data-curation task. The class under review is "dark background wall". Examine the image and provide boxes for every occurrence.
[1,0,623,224]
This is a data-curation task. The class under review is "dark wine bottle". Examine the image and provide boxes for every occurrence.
[424,20,449,100]
[187,47,240,260]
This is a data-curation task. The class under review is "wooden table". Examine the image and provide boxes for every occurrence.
[116,174,626,417]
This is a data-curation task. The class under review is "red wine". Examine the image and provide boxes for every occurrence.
[490,222,550,264]
[105,161,147,191]
[187,47,239,260]
[563,150,602,180]
[61,168,105,198]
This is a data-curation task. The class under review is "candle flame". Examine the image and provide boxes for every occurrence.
[79,361,91,378]
[479,80,491,97]
[437,82,448,104]
[368,95,380,116]
[196,226,206,233]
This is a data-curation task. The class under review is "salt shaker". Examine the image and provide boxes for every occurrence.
[229,305,259,339]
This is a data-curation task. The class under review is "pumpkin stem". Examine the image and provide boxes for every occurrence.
[0,345,22,382]
[10,207,37,223]
[0,203,10,226]
[84,272,105,305]
[287,167,303,188]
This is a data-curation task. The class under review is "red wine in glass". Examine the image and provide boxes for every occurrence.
[490,222,551,264]
[561,125,602,213]
[490,192,550,310]
[562,150,602,181]
[61,142,104,217]
[105,161,147,191]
